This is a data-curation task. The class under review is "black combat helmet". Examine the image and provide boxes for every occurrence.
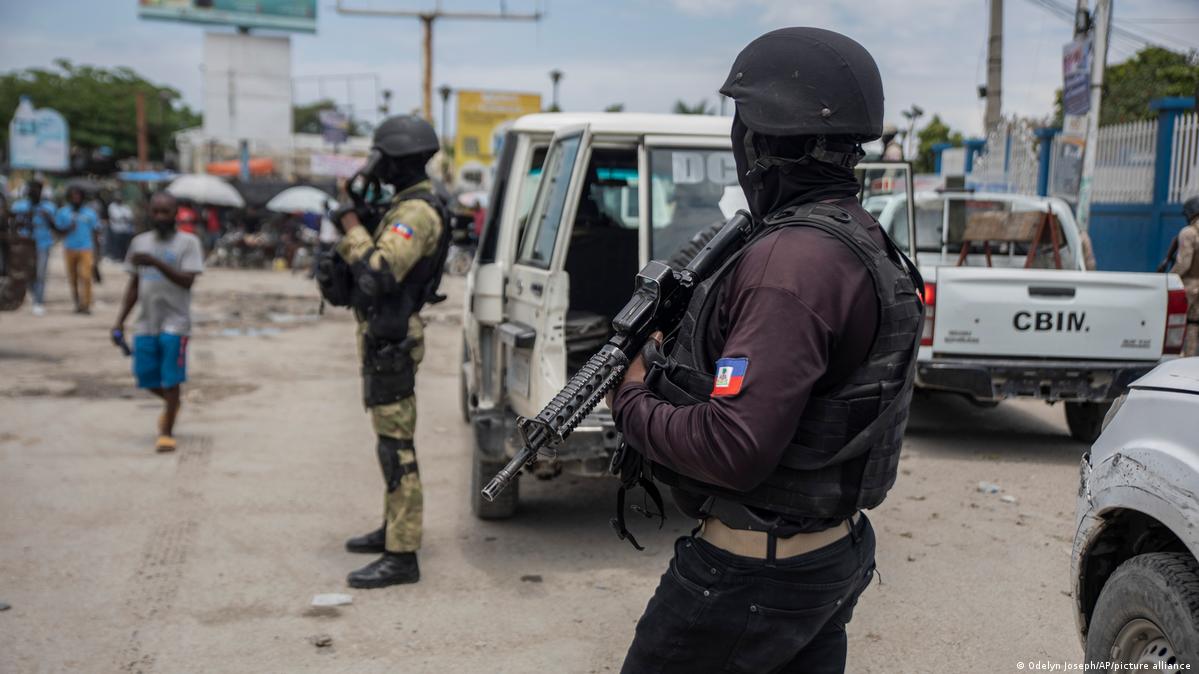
[720,27,884,141]
[373,115,439,158]
[1184,195,1199,222]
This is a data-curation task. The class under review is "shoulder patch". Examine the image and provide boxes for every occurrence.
[390,222,414,239]
[710,357,748,398]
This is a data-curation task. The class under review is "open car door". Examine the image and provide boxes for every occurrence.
[856,160,918,261]
[502,124,593,418]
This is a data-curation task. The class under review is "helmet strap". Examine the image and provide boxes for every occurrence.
[745,132,865,185]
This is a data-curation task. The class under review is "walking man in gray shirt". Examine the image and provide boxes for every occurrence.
[112,192,204,453]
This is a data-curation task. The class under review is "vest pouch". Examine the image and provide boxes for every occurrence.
[784,388,882,471]
[362,337,417,406]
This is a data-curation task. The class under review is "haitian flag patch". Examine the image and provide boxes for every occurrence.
[711,357,748,397]
[391,222,414,239]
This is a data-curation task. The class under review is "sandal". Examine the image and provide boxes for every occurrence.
[155,435,177,453]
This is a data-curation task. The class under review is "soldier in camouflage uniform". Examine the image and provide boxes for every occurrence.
[1173,196,1199,357]
[321,115,450,589]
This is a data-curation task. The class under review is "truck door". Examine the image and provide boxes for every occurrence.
[464,132,549,413]
[502,124,592,417]
[856,161,918,261]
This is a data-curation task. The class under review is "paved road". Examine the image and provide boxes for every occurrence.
[0,260,1084,673]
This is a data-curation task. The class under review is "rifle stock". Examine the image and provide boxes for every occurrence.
[480,211,752,502]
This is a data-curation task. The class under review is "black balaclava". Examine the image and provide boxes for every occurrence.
[732,111,861,220]
[377,153,431,192]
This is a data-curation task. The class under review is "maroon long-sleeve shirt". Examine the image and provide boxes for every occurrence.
[612,198,884,495]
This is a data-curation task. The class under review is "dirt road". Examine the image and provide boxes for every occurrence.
[1,259,1085,673]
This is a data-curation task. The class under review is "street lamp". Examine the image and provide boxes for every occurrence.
[438,84,452,150]
[379,88,393,118]
[901,104,924,159]
[548,69,563,112]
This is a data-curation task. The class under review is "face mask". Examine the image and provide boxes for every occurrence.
[152,218,175,235]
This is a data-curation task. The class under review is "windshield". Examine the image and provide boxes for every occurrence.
[648,147,741,259]
[877,194,1078,268]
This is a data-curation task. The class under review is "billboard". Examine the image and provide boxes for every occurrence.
[454,90,542,170]
[319,109,350,145]
[139,0,317,33]
[8,97,69,172]
[203,33,292,142]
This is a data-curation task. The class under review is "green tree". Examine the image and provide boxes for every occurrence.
[604,103,625,113]
[914,114,963,173]
[1054,47,1199,125]
[0,59,200,165]
[672,99,713,115]
[292,99,370,136]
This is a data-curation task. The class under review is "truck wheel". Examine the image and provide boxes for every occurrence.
[1084,552,1199,670]
[471,451,518,520]
[1065,401,1111,443]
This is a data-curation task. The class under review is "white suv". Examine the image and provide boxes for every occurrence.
[1072,356,1199,668]
[460,113,744,519]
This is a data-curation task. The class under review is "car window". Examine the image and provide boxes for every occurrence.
[518,134,583,268]
[888,198,945,251]
[648,147,739,259]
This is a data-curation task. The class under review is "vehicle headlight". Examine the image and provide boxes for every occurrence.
[1101,394,1127,433]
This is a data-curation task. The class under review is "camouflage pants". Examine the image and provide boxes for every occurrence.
[1184,323,1199,358]
[366,339,424,554]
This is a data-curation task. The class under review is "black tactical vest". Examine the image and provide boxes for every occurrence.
[351,189,454,342]
[646,202,924,522]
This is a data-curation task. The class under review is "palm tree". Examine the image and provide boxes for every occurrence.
[672,99,713,115]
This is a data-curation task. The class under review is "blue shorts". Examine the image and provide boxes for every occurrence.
[133,334,189,389]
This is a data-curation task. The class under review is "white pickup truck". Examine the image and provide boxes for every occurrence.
[867,179,1187,442]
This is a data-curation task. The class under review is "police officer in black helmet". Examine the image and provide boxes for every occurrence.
[610,28,924,672]
[318,115,452,588]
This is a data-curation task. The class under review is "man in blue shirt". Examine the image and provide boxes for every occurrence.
[56,186,100,314]
[10,179,58,315]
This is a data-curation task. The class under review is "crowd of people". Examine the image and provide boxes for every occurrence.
[0,177,362,319]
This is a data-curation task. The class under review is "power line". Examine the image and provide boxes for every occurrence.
[1020,0,1193,53]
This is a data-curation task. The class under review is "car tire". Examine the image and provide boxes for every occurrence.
[1084,552,1199,669]
[1065,401,1111,444]
[471,450,518,520]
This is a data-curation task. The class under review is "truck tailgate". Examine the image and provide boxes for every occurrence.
[933,267,1166,361]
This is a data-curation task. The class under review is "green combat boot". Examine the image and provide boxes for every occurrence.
[345,527,386,554]
[347,552,420,589]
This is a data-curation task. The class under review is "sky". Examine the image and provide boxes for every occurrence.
[0,0,1196,140]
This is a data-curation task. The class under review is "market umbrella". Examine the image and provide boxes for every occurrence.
[167,174,245,208]
[266,186,337,214]
[64,177,102,194]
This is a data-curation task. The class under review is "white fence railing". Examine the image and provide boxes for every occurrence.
[1169,111,1199,203]
[965,118,1040,195]
[1091,119,1156,203]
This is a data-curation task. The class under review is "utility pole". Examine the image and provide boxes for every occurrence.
[984,0,1004,132]
[1076,0,1112,233]
[336,1,542,122]
[136,91,149,170]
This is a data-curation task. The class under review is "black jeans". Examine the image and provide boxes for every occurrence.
[621,514,876,674]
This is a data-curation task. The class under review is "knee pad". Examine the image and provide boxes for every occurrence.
[376,436,417,492]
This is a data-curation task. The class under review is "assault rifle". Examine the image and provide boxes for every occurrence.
[480,210,754,503]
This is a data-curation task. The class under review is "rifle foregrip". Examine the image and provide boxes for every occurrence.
[533,344,630,444]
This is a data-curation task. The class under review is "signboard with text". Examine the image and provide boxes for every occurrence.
[1062,38,1092,117]
[138,0,317,33]
[454,90,542,171]
[8,97,69,172]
